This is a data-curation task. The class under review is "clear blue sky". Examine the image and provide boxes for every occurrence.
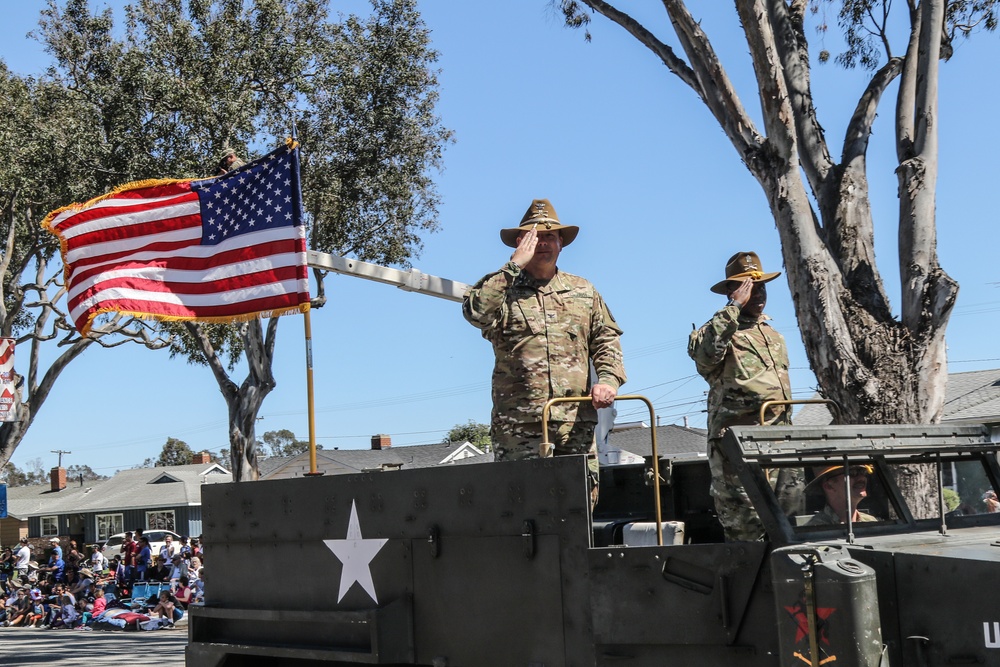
[3,1,998,476]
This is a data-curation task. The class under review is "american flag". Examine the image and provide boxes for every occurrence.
[43,143,310,336]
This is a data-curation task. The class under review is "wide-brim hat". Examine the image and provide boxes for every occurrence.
[499,198,579,248]
[710,251,782,294]
[805,464,874,493]
[79,568,94,579]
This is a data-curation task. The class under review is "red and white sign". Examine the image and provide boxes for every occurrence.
[0,338,17,422]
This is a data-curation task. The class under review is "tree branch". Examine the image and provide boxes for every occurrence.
[766,0,834,195]
[662,0,763,158]
[842,57,903,166]
[581,0,698,88]
[895,1,921,161]
[183,321,238,400]
[242,318,277,389]
[733,0,801,170]
[898,0,954,334]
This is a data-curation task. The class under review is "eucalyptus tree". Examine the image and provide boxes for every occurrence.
[557,0,995,514]
[35,0,451,480]
[0,61,170,471]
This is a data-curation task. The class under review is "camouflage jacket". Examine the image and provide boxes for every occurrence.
[688,304,791,439]
[805,505,877,526]
[463,262,626,425]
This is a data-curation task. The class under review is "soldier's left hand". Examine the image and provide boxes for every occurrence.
[591,383,617,409]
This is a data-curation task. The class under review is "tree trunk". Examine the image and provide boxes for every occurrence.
[185,317,280,482]
[0,336,95,470]
[569,0,957,518]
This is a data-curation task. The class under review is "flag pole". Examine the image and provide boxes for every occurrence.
[303,307,321,476]
[290,119,322,477]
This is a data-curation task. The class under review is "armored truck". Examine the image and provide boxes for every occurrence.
[186,420,1000,667]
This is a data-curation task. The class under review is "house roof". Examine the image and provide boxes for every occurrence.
[262,441,490,479]
[607,423,708,460]
[794,368,1000,426]
[5,463,230,519]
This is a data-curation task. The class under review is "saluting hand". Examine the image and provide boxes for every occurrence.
[511,226,538,268]
[728,277,753,308]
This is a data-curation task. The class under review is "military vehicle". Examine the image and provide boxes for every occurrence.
[185,391,1000,667]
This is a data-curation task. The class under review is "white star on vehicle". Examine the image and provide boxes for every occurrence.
[323,500,387,603]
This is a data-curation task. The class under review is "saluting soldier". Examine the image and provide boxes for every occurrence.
[463,199,626,490]
[216,147,246,175]
[688,251,802,541]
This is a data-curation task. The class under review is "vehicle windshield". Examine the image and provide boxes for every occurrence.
[781,455,1000,537]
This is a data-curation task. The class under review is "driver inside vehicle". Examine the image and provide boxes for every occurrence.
[805,464,877,526]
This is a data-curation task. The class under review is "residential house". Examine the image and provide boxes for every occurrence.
[1,453,230,549]
[263,434,489,480]
[607,422,709,461]
[793,368,1000,429]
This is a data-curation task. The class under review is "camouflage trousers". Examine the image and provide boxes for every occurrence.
[708,438,804,542]
[493,420,596,463]
[493,420,600,506]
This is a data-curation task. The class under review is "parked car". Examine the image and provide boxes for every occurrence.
[101,530,182,561]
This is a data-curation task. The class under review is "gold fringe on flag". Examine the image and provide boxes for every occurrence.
[78,302,311,337]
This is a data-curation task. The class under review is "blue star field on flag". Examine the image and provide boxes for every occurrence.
[191,146,301,246]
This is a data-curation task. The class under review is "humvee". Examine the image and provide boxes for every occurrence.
[186,412,1000,667]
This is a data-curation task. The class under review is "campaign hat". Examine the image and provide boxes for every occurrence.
[806,463,874,493]
[710,251,782,294]
[499,199,579,248]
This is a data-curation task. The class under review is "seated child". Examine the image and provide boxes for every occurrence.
[51,594,79,629]
[150,590,176,623]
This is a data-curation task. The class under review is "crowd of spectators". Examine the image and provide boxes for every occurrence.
[0,530,204,631]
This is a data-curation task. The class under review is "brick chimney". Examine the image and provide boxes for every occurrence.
[191,451,212,464]
[50,467,67,492]
[371,434,392,450]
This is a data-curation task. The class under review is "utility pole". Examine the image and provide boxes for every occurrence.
[51,449,71,467]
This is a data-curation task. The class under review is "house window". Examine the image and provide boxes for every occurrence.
[96,513,124,541]
[145,510,176,531]
[40,516,58,537]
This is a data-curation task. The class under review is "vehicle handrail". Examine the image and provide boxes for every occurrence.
[541,395,664,546]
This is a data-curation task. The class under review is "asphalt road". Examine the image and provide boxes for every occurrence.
[0,626,188,666]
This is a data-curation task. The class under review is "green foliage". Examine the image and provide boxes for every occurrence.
[258,428,315,457]
[301,0,453,266]
[0,60,103,337]
[154,436,194,466]
[809,0,997,70]
[443,420,491,450]
[34,0,452,367]
[1,459,107,486]
[66,463,109,482]
[0,458,46,487]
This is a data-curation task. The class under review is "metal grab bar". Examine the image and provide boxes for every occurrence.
[758,398,843,425]
[540,395,664,546]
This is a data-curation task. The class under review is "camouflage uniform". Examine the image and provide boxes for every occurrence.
[463,261,626,467]
[805,506,876,526]
[688,304,800,541]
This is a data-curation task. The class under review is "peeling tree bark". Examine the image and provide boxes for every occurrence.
[571,0,961,516]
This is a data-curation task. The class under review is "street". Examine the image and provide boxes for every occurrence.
[0,626,187,666]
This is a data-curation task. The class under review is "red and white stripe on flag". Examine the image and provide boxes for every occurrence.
[0,338,17,423]
[42,143,310,336]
